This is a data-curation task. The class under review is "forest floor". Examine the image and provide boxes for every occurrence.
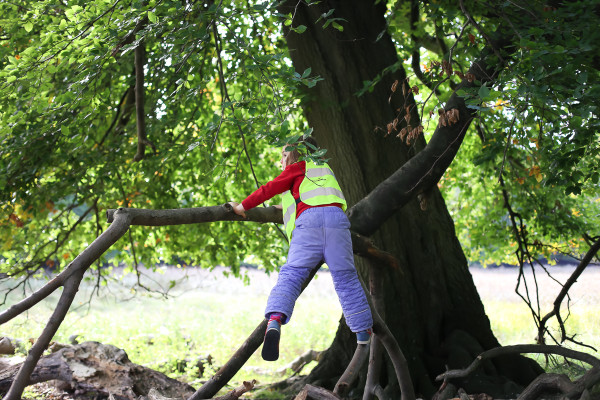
[3,264,600,399]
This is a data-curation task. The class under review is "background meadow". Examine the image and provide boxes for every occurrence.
[2,264,600,393]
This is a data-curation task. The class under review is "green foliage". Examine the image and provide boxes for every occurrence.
[1,0,600,283]
[389,0,600,266]
[0,0,316,279]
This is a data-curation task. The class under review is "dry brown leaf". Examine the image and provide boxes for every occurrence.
[397,127,408,140]
[386,122,394,136]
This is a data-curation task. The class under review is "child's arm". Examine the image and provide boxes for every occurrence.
[239,163,304,211]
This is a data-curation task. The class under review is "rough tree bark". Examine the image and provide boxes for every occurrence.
[277,1,542,398]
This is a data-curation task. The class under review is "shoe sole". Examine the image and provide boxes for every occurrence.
[262,328,280,361]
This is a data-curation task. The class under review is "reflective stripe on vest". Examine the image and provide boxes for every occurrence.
[281,161,347,241]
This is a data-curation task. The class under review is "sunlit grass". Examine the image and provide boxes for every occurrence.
[2,266,600,392]
[1,267,342,389]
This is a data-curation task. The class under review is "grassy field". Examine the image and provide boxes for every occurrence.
[1,264,600,392]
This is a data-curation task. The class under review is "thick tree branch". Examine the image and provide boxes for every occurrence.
[348,33,512,236]
[106,205,401,269]
[333,343,370,397]
[363,335,384,400]
[360,277,416,400]
[187,321,267,400]
[106,204,283,226]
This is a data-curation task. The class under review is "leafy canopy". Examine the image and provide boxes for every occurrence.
[1,0,600,286]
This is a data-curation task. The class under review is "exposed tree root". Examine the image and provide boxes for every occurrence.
[436,344,600,400]
[293,384,341,400]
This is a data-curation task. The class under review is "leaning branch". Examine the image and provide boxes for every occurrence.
[348,31,514,236]
[1,210,135,400]
[3,271,86,400]
[188,264,322,400]
[0,210,133,325]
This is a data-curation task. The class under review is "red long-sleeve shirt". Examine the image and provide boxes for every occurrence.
[241,161,342,218]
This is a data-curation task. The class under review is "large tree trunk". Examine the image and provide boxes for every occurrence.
[278,1,542,398]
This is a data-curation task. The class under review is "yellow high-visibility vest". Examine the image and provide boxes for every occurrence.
[281,161,347,241]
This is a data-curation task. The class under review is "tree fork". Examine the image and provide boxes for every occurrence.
[363,262,387,400]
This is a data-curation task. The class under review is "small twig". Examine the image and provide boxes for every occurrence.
[539,237,600,349]
[410,0,439,95]
[458,0,505,64]
[133,40,156,162]
[211,23,260,188]
[498,112,518,181]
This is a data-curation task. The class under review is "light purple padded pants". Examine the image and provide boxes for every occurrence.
[265,206,373,332]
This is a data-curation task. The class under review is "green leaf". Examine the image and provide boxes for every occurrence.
[478,85,490,99]
[24,22,33,32]
[148,11,157,23]
[294,25,307,33]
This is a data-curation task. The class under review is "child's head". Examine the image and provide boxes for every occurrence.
[280,137,318,169]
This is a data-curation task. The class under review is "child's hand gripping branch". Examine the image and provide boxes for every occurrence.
[228,202,246,218]
[229,137,373,361]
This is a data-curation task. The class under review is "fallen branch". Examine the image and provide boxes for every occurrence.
[277,349,322,376]
[435,344,600,382]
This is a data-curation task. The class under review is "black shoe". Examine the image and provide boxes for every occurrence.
[262,320,281,361]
